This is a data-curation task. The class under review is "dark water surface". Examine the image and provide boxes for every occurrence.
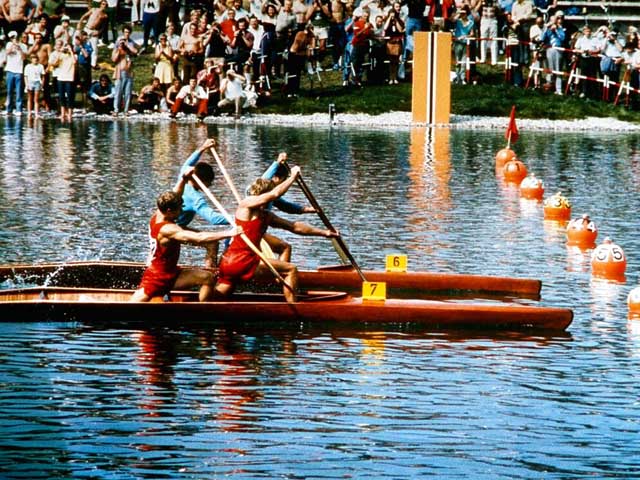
[1,119,640,478]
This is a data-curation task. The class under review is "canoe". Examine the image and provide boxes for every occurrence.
[0,261,542,299]
[0,286,572,330]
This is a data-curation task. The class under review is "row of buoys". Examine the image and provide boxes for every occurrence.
[495,146,638,315]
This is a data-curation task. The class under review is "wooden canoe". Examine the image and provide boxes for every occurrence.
[0,286,572,331]
[0,261,542,299]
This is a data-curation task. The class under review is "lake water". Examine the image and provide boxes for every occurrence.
[1,118,639,478]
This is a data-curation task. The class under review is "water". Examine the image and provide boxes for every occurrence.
[1,119,640,478]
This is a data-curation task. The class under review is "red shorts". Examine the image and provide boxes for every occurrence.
[217,250,260,287]
[139,266,181,298]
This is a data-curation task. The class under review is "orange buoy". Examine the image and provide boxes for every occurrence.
[520,173,544,200]
[503,159,528,184]
[628,286,640,315]
[495,148,517,166]
[543,192,571,221]
[566,214,598,248]
[591,237,626,281]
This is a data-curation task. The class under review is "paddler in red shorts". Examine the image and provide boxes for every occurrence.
[131,170,242,302]
[214,165,338,303]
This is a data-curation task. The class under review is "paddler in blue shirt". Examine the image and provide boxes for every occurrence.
[176,138,229,267]
[258,152,316,262]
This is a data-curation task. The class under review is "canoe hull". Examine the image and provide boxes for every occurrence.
[0,287,572,331]
[0,261,542,299]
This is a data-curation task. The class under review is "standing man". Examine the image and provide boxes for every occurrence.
[540,10,565,95]
[130,170,241,303]
[2,0,34,35]
[78,0,108,70]
[112,24,138,115]
[4,30,26,115]
[74,29,93,106]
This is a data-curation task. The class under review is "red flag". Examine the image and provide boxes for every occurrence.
[505,105,519,144]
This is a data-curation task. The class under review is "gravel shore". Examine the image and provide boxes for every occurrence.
[56,109,640,132]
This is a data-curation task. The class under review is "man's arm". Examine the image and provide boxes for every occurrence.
[179,138,216,175]
[268,213,337,237]
[160,223,240,246]
[241,166,301,209]
[189,192,230,225]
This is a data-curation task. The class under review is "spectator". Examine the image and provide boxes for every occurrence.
[202,21,229,62]
[136,76,164,111]
[78,0,108,70]
[170,76,208,119]
[247,15,264,86]
[540,10,566,95]
[36,0,65,31]
[165,77,182,110]
[574,24,600,99]
[276,0,297,75]
[196,58,222,115]
[88,73,114,113]
[4,30,27,116]
[2,0,34,35]
[218,68,251,118]
[286,22,315,94]
[178,21,204,82]
[23,53,44,117]
[102,0,118,47]
[227,17,253,73]
[293,0,308,31]
[141,0,160,51]
[27,32,52,111]
[453,5,474,84]
[306,0,331,60]
[600,30,624,85]
[25,16,50,45]
[479,0,499,65]
[74,30,93,105]
[49,39,76,120]
[154,33,176,90]
[384,4,405,84]
[502,12,524,86]
[350,9,373,86]
[369,14,386,85]
[53,15,74,46]
[112,24,138,116]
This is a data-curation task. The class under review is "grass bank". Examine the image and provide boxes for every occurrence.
[36,45,640,123]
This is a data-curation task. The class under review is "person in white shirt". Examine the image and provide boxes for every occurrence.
[574,24,601,98]
[217,68,247,118]
[23,53,44,117]
[53,15,75,46]
[247,14,264,85]
[4,30,27,115]
[169,77,209,118]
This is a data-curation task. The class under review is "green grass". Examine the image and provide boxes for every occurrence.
[20,43,640,123]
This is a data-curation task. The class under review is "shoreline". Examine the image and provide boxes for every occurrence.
[7,110,640,132]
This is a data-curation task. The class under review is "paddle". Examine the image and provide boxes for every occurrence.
[283,163,367,282]
[191,173,295,295]
[208,145,277,259]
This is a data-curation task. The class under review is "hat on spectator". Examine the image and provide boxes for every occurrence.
[61,14,70,21]
[555,10,564,18]
[8,31,17,38]
[629,26,638,34]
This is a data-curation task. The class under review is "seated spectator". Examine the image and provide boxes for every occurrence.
[169,77,208,119]
[217,68,255,118]
[165,77,182,110]
[88,73,114,113]
[600,30,624,84]
[136,76,164,111]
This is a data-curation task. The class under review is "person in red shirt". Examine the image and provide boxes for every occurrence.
[349,10,373,86]
[131,170,241,302]
[215,166,338,303]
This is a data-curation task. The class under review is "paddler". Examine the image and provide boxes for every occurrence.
[130,169,242,302]
[214,166,338,303]
[176,137,230,267]
[259,151,316,262]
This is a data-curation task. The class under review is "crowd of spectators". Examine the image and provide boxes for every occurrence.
[0,0,639,119]
[451,0,640,105]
